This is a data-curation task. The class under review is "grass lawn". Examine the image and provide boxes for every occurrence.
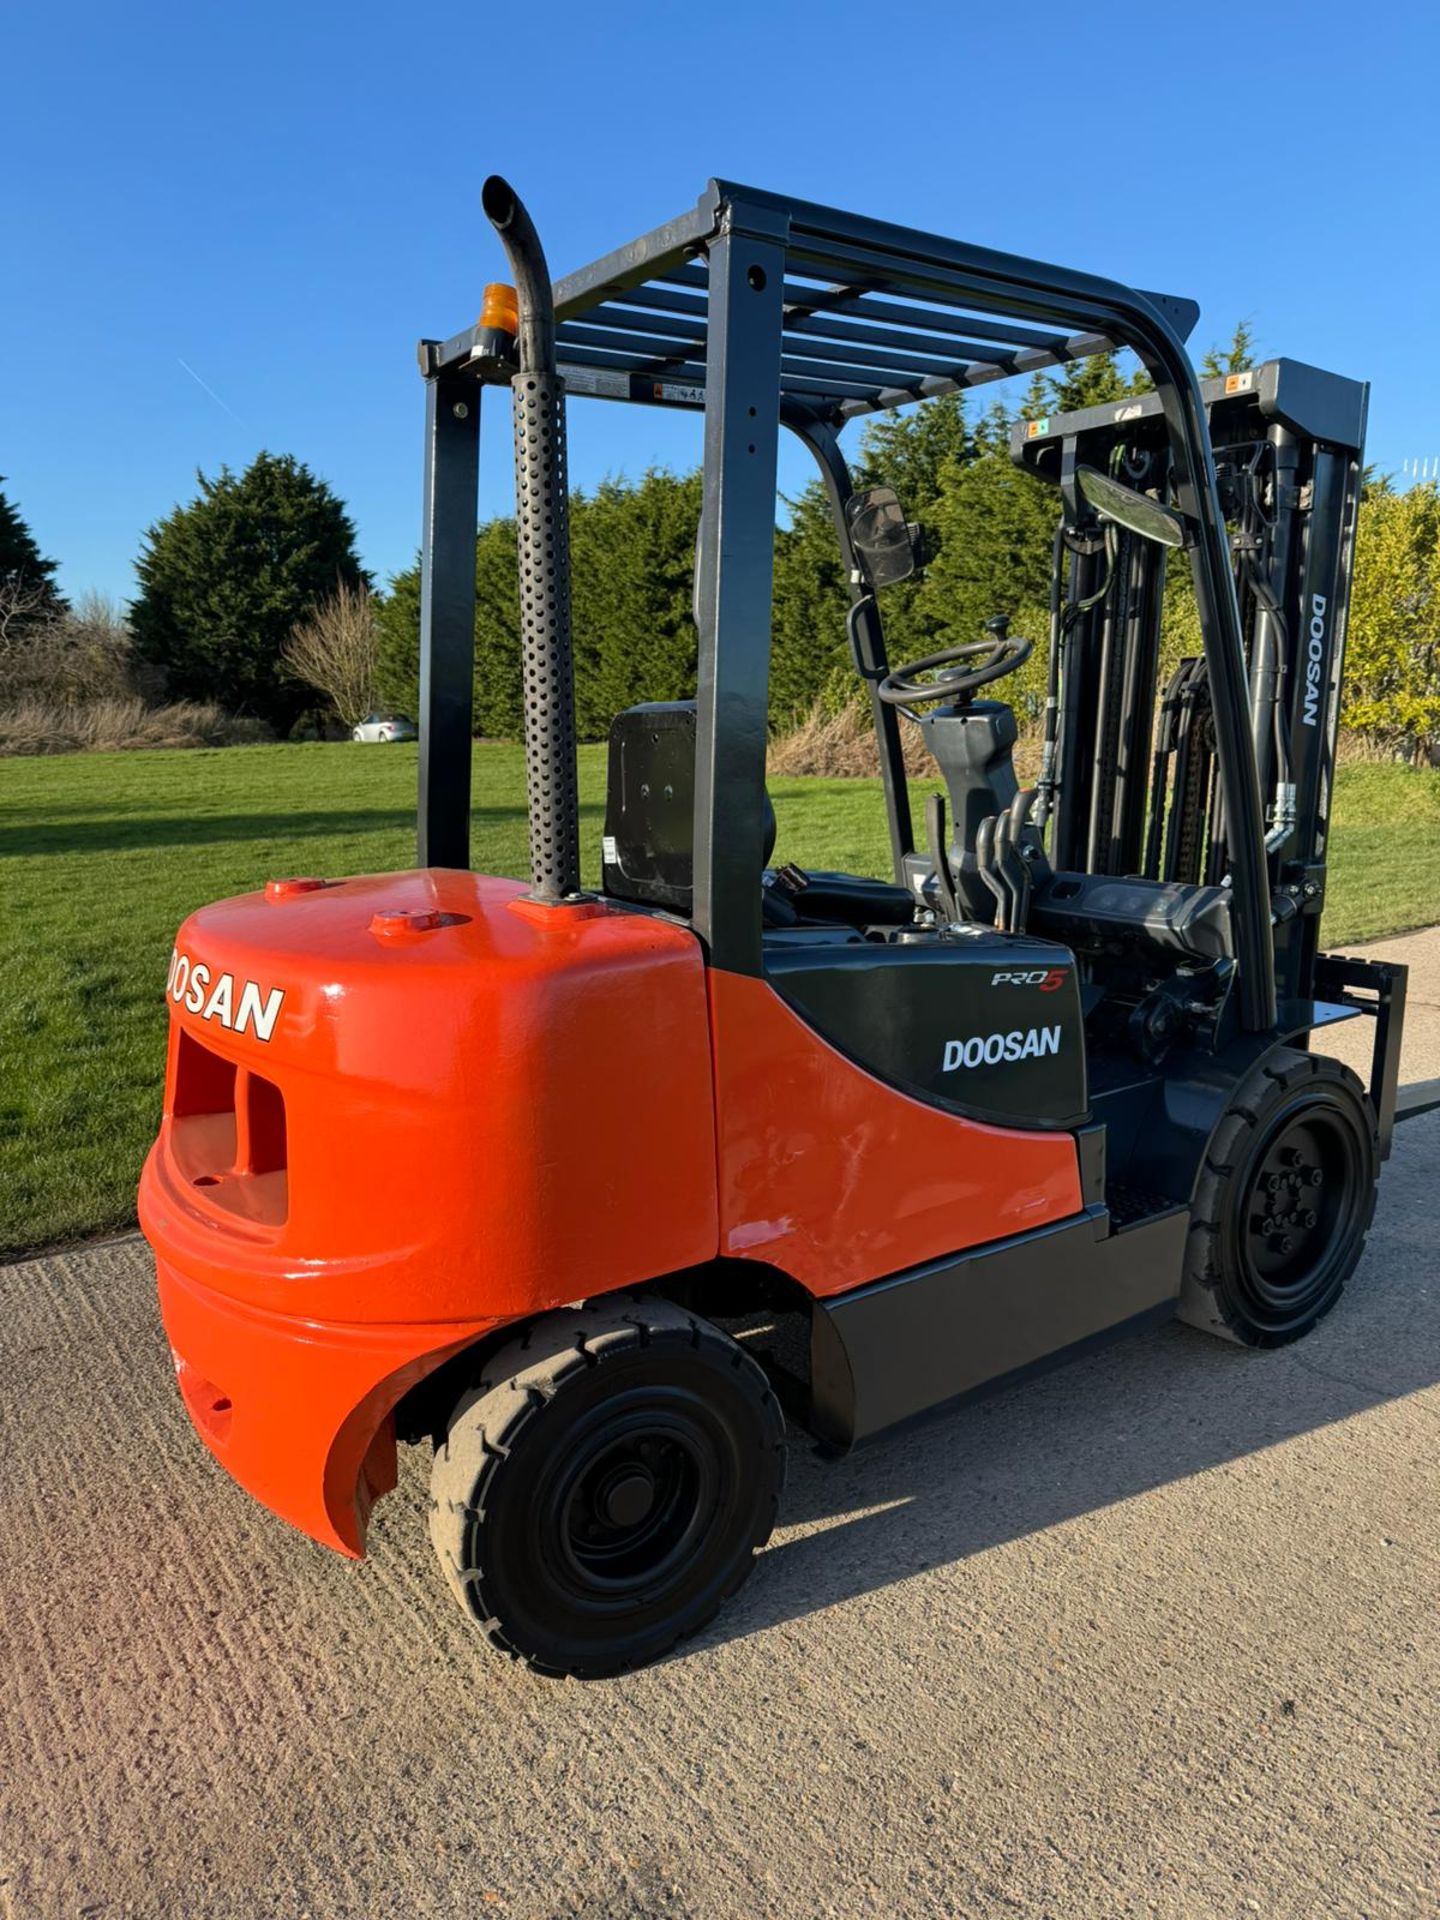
[3,741,1438,1257]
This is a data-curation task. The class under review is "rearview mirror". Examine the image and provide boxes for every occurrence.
[1076,465,1187,548]
[846,487,920,587]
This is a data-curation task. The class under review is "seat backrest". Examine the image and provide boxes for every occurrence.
[602,701,776,913]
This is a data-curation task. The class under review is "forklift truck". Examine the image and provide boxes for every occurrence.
[140,178,1423,1678]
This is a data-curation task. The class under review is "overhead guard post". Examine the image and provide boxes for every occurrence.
[416,366,479,870]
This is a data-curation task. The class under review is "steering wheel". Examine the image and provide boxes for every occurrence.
[876,617,1033,709]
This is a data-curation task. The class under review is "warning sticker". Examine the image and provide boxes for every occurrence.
[653,381,705,406]
[602,835,619,866]
[559,365,630,399]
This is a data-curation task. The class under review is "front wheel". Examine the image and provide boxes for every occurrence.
[1179,1046,1379,1347]
[429,1297,786,1676]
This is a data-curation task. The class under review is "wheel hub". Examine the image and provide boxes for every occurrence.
[1238,1105,1358,1324]
[598,1466,656,1529]
[1250,1143,1325,1263]
[555,1415,715,1598]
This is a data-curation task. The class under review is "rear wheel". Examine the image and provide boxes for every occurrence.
[429,1296,786,1677]
[1179,1046,1378,1347]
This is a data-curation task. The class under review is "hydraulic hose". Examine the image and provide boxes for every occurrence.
[1034,518,1066,837]
[482,174,580,901]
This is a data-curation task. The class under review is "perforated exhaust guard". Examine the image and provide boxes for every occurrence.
[482,176,581,901]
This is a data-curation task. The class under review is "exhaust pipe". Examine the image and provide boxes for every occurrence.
[482,175,580,901]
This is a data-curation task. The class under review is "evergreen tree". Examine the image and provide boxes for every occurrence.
[1017,372,1053,423]
[1045,350,1150,413]
[1200,321,1257,378]
[971,398,1018,455]
[373,565,422,717]
[0,479,65,632]
[770,480,852,721]
[855,393,971,505]
[917,448,1058,719]
[851,392,976,663]
[569,470,703,735]
[374,470,705,741]
[131,452,368,729]
[373,521,525,736]
[473,518,524,735]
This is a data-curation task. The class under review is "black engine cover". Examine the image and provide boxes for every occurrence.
[766,928,1087,1130]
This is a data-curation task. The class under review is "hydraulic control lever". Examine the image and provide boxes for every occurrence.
[926,792,963,925]
[993,809,1028,933]
[975,816,1009,930]
[975,787,1041,934]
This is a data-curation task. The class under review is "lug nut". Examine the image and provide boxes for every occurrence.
[1309,1167,1324,1186]
[1278,1235,1294,1256]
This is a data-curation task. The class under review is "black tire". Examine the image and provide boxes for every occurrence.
[429,1296,786,1677]
[1178,1046,1379,1348]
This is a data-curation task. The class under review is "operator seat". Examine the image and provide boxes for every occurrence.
[601,701,776,914]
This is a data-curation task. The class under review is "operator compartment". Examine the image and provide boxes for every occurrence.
[603,700,1086,1130]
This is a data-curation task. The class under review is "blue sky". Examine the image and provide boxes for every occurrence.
[4,0,1438,602]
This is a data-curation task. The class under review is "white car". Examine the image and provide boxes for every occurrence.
[352,712,417,744]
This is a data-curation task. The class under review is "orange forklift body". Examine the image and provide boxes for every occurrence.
[139,870,1082,1555]
[134,177,1406,1679]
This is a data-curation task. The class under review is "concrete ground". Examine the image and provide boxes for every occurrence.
[2,933,1438,1920]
